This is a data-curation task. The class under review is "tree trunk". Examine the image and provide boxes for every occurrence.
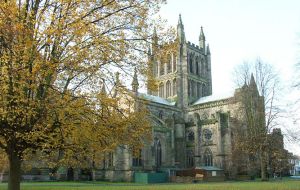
[260,150,267,181]
[8,150,21,190]
[91,169,96,181]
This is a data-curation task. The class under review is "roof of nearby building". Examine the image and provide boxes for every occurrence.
[192,92,233,105]
[138,93,176,106]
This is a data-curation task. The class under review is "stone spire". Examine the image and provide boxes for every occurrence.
[100,79,106,95]
[113,72,121,97]
[178,14,184,27]
[148,46,152,56]
[115,72,120,86]
[131,68,139,93]
[242,81,248,89]
[249,73,259,94]
[206,44,210,55]
[249,73,256,87]
[152,27,158,44]
[177,14,185,44]
[199,26,206,50]
[151,27,158,54]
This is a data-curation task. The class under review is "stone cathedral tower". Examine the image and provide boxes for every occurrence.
[148,15,212,108]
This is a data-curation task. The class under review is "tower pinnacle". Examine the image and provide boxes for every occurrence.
[250,73,256,87]
[206,44,210,55]
[177,14,185,44]
[178,14,183,27]
[131,68,139,93]
[113,72,121,97]
[152,27,158,53]
[100,79,106,95]
[199,26,206,50]
[249,73,259,94]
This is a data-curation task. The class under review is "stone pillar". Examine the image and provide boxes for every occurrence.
[171,127,175,165]
[217,113,224,168]
[157,61,160,77]
[172,54,174,73]
[174,123,186,168]
[195,123,202,167]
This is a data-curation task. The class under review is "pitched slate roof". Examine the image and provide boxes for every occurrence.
[193,92,233,105]
[138,93,176,106]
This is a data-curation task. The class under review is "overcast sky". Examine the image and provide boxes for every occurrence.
[159,0,300,155]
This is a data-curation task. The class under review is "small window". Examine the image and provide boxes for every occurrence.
[196,61,199,75]
[158,111,163,119]
[187,131,195,142]
[167,55,172,73]
[108,152,114,167]
[159,83,164,98]
[189,57,193,73]
[132,149,143,167]
[203,129,212,141]
[204,149,213,166]
[187,150,194,168]
[160,61,164,75]
[166,81,171,97]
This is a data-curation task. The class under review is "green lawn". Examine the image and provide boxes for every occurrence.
[0,180,300,190]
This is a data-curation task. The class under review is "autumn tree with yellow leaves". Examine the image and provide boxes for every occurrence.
[0,0,175,189]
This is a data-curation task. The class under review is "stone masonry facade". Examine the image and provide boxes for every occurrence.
[98,15,263,182]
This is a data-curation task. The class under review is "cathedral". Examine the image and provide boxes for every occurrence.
[0,15,262,182]
[100,15,263,182]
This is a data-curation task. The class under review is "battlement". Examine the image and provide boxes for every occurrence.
[187,41,205,52]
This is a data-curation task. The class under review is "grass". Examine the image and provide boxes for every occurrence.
[0,179,300,190]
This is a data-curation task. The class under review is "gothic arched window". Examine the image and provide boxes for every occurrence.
[173,79,177,96]
[187,150,194,168]
[187,131,195,142]
[167,55,172,73]
[191,81,195,97]
[158,111,163,119]
[173,54,177,72]
[189,55,193,73]
[166,80,171,97]
[202,84,206,97]
[108,152,114,167]
[159,83,164,98]
[201,59,205,76]
[196,59,199,75]
[160,61,164,76]
[204,149,213,166]
[154,138,162,168]
[196,83,200,97]
[132,149,143,167]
